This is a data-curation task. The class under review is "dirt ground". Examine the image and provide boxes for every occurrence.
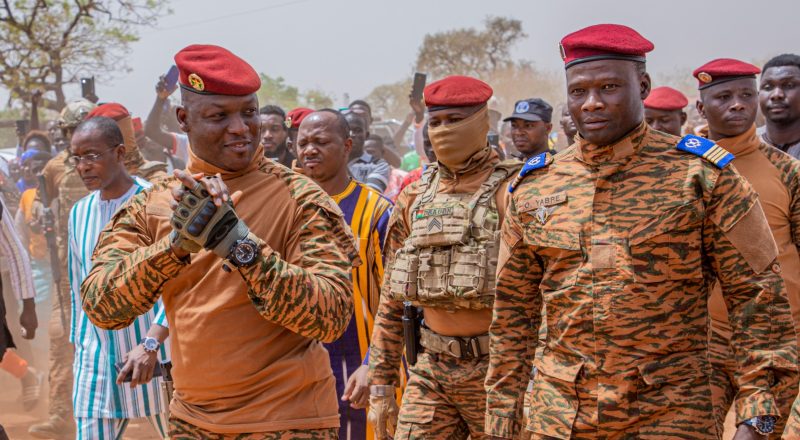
[1,287,160,440]
[0,276,741,440]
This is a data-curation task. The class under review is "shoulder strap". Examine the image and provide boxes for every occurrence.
[409,164,440,216]
[508,152,552,193]
[470,161,522,229]
[676,135,734,169]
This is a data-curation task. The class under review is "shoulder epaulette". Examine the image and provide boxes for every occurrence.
[676,134,734,169]
[508,152,551,193]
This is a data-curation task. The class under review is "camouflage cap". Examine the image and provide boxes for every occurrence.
[58,99,96,129]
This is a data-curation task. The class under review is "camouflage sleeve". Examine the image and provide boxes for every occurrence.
[485,196,544,439]
[762,145,800,251]
[40,156,62,202]
[368,187,412,386]
[236,198,355,343]
[704,166,799,423]
[786,156,800,251]
[81,191,189,330]
[784,393,800,439]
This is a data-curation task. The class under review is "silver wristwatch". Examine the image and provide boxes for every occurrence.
[142,337,160,353]
[741,415,776,435]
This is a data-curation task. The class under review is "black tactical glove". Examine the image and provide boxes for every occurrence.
[169,180,249,258]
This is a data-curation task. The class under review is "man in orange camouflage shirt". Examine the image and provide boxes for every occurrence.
[695,58,800,437]
[485,24,798,440]
[80,45,357,439]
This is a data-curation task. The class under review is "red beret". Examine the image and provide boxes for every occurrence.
[644,87,689,111]
[560,24,654,69]
[424,75,493,110]
[87,103,130,121]
[132,117,143,136]
[286,107,314,129]
[174,44,260,96]
[693,58,760,90]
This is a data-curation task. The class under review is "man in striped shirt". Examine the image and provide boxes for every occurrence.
[296,109,393,440]
[1,194,41,411]
[67,116,170,439]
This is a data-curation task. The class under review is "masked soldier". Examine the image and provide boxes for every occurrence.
[484,24,798,440]
[368,76,522,439]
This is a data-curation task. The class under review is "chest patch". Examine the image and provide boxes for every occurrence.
[416,207,454,219]
[520,191,568,213]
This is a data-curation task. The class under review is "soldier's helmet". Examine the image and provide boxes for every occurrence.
[58,99,96,129]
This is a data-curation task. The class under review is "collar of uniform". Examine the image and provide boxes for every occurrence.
[716,124,760,157]
[437,146,498,179]
[575,121,648,166]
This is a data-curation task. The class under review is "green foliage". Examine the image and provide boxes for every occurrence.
[364,78,413,121]
[257,74,300,110]
[364,16,562,122]
[415,16,527,80]
[303,89,333,109]
[257,73,334,111]
[0,0,171,111]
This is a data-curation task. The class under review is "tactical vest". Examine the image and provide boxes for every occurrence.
[389,161,520,310]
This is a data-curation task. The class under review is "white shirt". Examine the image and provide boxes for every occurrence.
[68,176,170,419]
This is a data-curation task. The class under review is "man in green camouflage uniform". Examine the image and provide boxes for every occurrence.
[368,75,522,439]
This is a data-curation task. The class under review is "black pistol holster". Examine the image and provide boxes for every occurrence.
[402,301,422,366]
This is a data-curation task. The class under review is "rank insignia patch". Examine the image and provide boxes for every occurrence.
[677,134,734,168]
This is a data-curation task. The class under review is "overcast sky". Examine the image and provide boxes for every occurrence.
[66,0,800,116]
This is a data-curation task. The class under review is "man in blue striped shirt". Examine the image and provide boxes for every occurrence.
[67,116,170,439]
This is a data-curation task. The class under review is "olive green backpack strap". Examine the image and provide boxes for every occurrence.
[469,161,523,229]
[408,164,441,219]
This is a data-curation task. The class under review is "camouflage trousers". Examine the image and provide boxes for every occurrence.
[708,326,795,436]
[395,352,493,440]
[168,418,339,439]
[47,276,73,421]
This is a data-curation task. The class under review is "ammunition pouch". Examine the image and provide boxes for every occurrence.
[389,162,520,310]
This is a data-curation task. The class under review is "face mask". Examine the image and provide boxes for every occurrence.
[428,106,490,171]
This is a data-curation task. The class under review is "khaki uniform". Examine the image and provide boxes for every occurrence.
[168,418,338,440]
[369,147,520,439]
[485,123,798,439]
[80,148,356,437]
[707,125,800,435]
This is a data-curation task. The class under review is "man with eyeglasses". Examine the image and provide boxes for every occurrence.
[67,115,171,439]
[346,112,391,193]
[29,102,167,439]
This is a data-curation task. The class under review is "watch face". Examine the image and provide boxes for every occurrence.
[233,240,257,265]
[757,416,776,434]
[143,338,159,351]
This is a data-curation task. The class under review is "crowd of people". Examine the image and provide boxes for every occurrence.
[0,21,800,440]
